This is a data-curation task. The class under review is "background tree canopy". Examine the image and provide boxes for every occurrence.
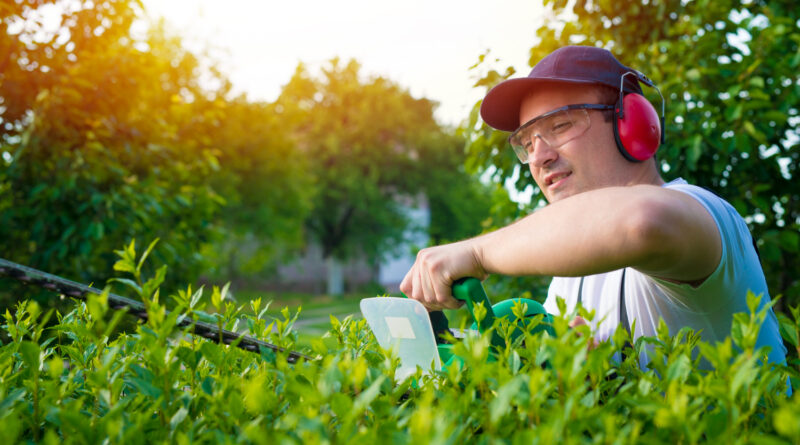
[0,1,313,301]
[465,0,800,306]
[0,0,492,303]
[277,59,440,264]
[276,59,493,292]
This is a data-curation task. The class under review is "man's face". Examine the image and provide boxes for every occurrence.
[518,85,632,203]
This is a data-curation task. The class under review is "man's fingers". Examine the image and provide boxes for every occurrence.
[433,278,460,309]
[419,267,443,311]
[399,269,412,296]
[569,316,589,328]
[401,243,483,311]
[569,316,598,349]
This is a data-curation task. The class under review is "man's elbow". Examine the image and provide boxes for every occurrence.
[622,195,684,270]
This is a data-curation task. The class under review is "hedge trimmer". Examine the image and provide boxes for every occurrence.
[0,257,554,374]
[0,257,314,363]
[361,278,554,379]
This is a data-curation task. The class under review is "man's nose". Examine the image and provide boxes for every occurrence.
[528,135,557,167]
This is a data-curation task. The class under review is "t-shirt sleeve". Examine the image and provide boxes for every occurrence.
[651,183,763,312]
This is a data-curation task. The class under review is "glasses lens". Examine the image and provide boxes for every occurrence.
[509,109,591,164]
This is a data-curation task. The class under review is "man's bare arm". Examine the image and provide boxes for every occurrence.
[399,185,721,310]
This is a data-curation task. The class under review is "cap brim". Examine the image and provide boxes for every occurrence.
[479,77,605,132]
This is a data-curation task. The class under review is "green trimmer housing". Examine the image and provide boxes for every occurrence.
[427,278,554,370]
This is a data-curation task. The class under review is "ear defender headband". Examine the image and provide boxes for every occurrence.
[612,71,666,162]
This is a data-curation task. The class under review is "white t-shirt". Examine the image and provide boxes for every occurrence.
[543,178,787,367]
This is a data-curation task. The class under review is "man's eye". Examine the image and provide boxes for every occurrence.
[550,121,573,134]
[521,131,535,148]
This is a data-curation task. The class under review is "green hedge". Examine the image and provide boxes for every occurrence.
[1,247,799,443]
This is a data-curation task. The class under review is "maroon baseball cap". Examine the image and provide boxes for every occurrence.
[480,46,644,132]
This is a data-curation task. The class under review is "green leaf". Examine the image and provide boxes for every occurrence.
[170,407,189,430]
[175,346,202,370]
[142,265,167,299]
[330,392,353,417]
[352,376,384,413]
[749,76,765,89]
[136,238,160,275]
[665,355,691,383]
[201,376,215,396]
[200,342,224,368]
[0,388,26,412]
[19,341,41,371]
[777,313,799,347]
[211,286,223,309]
[774,404,800,438]
[742,121,766,144]
[108,278,143,297]
[189,285,205,309]
[129,377,162,398]
[489,376,523,425]
[113,257,136,274]
[724,103,742,122]
[507,350,522,374]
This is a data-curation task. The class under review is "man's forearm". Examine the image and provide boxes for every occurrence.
[400,184,720,310]
[472,185,718,281]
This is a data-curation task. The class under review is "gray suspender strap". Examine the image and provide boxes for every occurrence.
[618,268,631,337]
[576,269,633,363]
[575,269,632,336]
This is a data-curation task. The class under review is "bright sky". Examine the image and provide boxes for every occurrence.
[140,0,547,127]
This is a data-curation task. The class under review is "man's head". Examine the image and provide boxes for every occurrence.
[480,46,663,203]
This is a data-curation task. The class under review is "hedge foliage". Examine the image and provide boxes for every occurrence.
[1,246,800,444]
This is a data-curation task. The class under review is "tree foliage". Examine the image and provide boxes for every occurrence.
[465,0,800,306]
[277,59,457,263]
[0,0,140,141]
[419,130,494,246]
[1,1,224,290]
[0,1,312,298]
[202,97,314,281]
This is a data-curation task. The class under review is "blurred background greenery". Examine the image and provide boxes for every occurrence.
[1,0,797,318]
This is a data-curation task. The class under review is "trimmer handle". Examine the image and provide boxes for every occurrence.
[451,277,504,348]
[404,278,505,348]
[451,277,495,333]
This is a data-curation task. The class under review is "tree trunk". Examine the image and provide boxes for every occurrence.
[326,256,344,296]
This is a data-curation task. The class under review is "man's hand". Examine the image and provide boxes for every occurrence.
[399,240,488,311]
[569,316,599,350]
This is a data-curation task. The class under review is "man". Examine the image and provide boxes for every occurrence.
[399,45,786,366]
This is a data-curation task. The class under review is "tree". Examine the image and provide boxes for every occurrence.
[466,0,800,306]
[1,0,140,142]
[278,59,454,294]
[203,97,314,282]
[418,131,494,246]
[0,2,313,304]
[1,19,225,296]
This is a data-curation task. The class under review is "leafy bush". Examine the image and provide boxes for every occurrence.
[1,246,799,443]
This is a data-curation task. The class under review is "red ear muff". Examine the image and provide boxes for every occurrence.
[613,92,662,162]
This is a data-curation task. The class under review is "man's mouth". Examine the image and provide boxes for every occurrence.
[545,172,571,187]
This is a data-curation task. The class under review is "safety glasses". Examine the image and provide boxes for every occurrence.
[508,104,614,164]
